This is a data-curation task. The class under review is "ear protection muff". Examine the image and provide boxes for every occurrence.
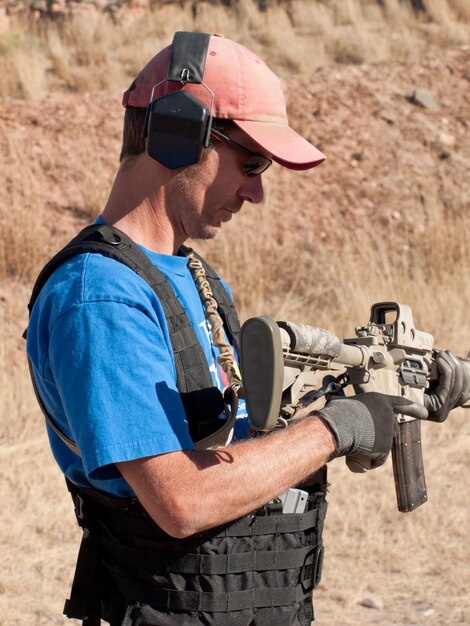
[143,31,214,169]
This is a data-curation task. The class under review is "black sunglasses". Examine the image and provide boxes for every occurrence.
[210,129,273,176]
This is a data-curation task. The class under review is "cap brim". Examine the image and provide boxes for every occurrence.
[234,120,326,170]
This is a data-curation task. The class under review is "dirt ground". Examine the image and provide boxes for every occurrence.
[1,44,469,625]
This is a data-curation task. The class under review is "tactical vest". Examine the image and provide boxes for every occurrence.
[26,224,328,626]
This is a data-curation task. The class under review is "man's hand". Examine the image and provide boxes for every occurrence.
[424,351,470,422]
[314,393,428,468]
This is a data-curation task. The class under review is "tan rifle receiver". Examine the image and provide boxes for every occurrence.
[240,302,470,513]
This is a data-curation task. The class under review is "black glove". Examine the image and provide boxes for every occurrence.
[424,351,470,422]
[315,392,428,468]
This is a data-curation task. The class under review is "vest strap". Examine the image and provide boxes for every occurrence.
[100,536,319,574]
[110,579,313,613]
[63,528,101,623]
[222,505,326,537]
[69,479,326,539]
[158,582,313,612]
[26,223,241,452]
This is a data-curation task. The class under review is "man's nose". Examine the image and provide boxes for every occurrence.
[238,175,264,205]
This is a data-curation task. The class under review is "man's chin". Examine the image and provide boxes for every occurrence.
[192,225,222,241]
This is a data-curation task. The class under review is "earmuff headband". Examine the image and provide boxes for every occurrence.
[144,32,214,169]
[168,31,210,84]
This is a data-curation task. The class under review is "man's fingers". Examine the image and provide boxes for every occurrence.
[424,351,454,414]
[446,351,470,407]
[424,350,469,422]
[445,351,464,407]
[458,360,470,406]
[436,351,455,389]
[393,400,428,420]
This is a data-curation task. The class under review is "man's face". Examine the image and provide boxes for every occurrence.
[167,128,268,242]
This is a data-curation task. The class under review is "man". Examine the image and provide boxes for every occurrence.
[26,32,469,626]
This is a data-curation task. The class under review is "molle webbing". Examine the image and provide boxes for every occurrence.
[117,583,314,614]
[101,538,318,574]
[64,479,328,622]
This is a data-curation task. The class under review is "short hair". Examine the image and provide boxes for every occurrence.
[120,106,147,162]
[119,107,236,162]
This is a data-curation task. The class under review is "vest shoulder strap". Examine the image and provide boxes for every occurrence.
[27,223,240,452]
[28,224,217,392]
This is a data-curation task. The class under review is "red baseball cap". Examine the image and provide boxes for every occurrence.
[122,34,325,171]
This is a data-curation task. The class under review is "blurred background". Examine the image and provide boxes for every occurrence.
[0,1,469,624]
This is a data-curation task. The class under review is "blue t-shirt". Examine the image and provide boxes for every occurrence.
[27,226,248,497]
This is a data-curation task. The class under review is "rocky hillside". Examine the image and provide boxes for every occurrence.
[2,45,469,326]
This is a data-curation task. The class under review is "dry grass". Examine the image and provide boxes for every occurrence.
[3,228,470,624]
[1,0,470,101]
[1,2,470,625]
[0,127,108,285]
[201,185,470,350]
[2,198,470,625]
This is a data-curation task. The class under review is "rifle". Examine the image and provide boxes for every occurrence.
[240,302,470,513]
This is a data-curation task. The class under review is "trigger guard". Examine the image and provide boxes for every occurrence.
[346,455,370,473]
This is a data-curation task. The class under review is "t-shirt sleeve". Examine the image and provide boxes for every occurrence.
[49,299,195,480]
